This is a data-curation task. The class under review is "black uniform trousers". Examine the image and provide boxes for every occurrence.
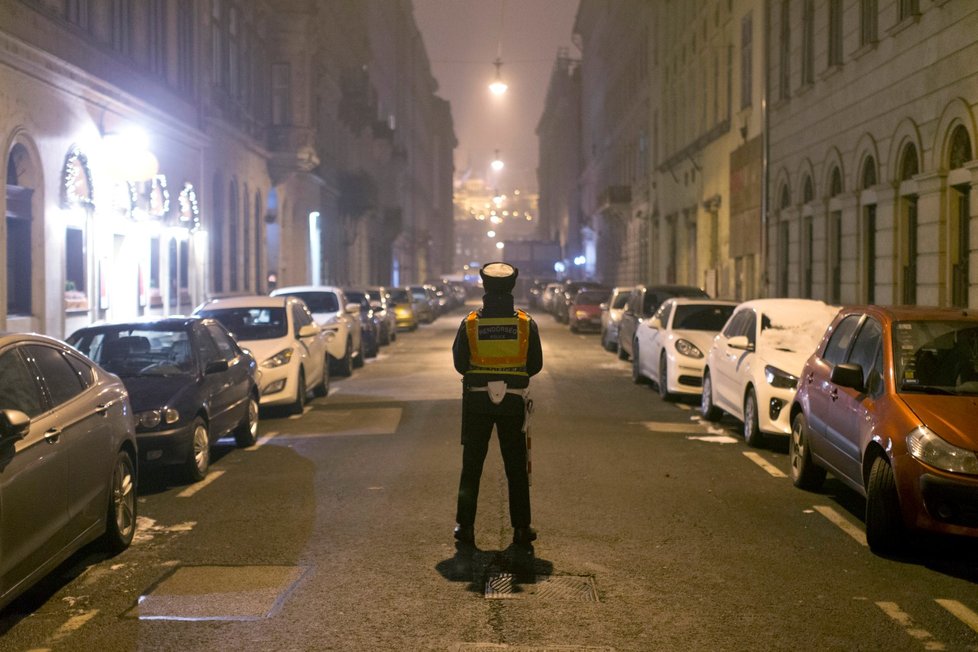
[455,393,530,529]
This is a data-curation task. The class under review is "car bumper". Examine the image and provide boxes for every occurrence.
[137,423,195,466]
[757,386,797,436]
[571,316,602,331]
[669,358,706,395]
[892,456,978,537]
[395,315,417,330]
[257,365,298,406]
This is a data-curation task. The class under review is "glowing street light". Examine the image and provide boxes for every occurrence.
[489,57,508,95]
[490,150,504,172]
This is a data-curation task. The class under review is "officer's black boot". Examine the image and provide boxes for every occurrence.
[512,526,537,545]
[454,523,475,544]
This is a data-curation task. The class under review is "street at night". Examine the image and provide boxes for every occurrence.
[1,306,977,651]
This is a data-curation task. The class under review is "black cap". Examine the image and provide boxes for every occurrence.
[480,262,518,295]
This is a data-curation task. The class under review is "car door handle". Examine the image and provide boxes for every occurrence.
[806,372,814,385]
[44,428,62,443]
[830,388,839,401]
[95,403,109,416]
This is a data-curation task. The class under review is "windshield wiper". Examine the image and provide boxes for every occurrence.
[900,383,955,395]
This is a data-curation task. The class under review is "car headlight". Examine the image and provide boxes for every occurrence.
[575,310,588,320]
[262,348,294,368]
[764,365,798,389]
[675,338,703,358]
[137,408,179,429]
[907,425,978,475]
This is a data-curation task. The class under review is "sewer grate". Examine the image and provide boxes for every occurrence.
[128,565,308,621]
[484,574,599,601]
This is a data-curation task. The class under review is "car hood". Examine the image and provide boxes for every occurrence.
[671,330,718,353]
[757,347,810,377]
[238,338,294,365]
[121,375,194,412]
[901,395,978,450]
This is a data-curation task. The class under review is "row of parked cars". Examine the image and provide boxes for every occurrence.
[542,277,978,554]
[0,282,448,610]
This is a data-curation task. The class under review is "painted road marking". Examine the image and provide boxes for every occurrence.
[248,430,279,450]
[875,601,946,650]
[742,451,787,478]
[288,405,313,420]
[936,599,978,634]
[813,505,867,546]
[687,435,740,444]
[177,471,226,498]
[25,609,101,651]
[676,403,691,411]
[637,421,711,434]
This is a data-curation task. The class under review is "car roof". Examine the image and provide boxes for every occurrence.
[735,298,831,311]
[662,297,739,307]
[198,295,292,309]
[272,285,343,295]
[0,332,75,349]
[71,316,206,332]
[837,304,978,322]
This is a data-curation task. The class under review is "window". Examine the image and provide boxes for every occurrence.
[801,0,814,85]
[823,315,861,365]
[111,0,131,54]
[205,324,239,361]
[740,13,752,109]
[847,318,882,387]
[949,125,973,170]
[211,173,224,293]
[898,0,919,22]
[195,327,222,365]
[0,349,45,417]
[177,0,194,92]
[828,0,843,67]
[952,184,970,308]
[902,196,918,305]
[229,181,239,292]
[722,310,750,338]
[148,0,166,77]
[64,354,94,389]
[779,1,790,100]
[271,63,291,126]
[860,0,877,47]
[66,226,87,306]
[829,211,842,304]
[802,216,813,298]
[803,175,814,204]
[228,6,239,98]
[26,346,85,407]
[211,0,225,88]
[65,0,90,30]
[6,152,32,316]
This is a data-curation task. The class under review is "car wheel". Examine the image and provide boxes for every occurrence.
[333,338,354,377]
[290,369,307,415]
[313,356,330,398]
[570,323,578,333]
[700,370,721,421]
[185,418,210,483]
[617,339,629,361]
[657,354,672,400]
[234,394,260,447]
[632,342,647,384]
[102,449,137,553]
[866,456,904,554]
[353,339,365,368]
[743,388,765,448]
[789,413,826,490]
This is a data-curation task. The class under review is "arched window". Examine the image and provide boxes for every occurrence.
[862,156,877,189]
[254,191,263,292]
[6,145,34,315]
[949,125,972,170]
[900,143,919,181]
[829,166,843,197]
[779,184,791,210]
[229,180,239,292]
[242,183,251,291]
[211,173,224,293]
[802,175,814,203]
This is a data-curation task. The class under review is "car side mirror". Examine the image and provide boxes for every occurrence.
[298,324,320,338]
[599,302,608,311]
[0,409,30,443]
[205,359,229,375]
[648,317,663,329]
[831,363,865,392]
[728,335,753,351]
[346,303,361,314]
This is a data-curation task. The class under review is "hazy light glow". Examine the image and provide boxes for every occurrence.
[490,158,504,172]
[495,241,505,249]
[487,230,496,238]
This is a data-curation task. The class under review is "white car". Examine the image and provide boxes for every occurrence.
[271,285,363,377]
[633,298,738,399]
[195,295,331,413]
[700,298,839,447]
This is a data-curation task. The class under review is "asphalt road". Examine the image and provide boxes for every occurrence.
[2,302,978,651]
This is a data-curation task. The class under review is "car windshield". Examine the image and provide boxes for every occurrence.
[345,291,367,304]
[894,320,978,395]
[574,292,605,306]
[612,293,629,309]
[389,289,410,303]
[198,307,288,340]
[410,287,427,300]
[283,291,339,313]
[68,327,194,377]
[673,304,736,331]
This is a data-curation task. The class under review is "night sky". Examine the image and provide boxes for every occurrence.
[413,0,579,195]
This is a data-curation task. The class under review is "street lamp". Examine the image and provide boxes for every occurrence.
[489,57,508,96]
[490,149,504,172]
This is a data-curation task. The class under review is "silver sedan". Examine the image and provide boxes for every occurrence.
[0,333,137,611]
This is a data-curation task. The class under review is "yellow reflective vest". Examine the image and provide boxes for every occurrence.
[464,309,530,377]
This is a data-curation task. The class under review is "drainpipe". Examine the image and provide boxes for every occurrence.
[760,0,771,298]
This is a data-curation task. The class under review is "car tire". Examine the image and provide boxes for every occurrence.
[353,339,365,368]
[866,456,904,554]
[333,339,354,377]
[617,339,629,361]
[234,393,260,447]
[313,357,330,398]
[657,354,672,400]
[290,370,307,415]
[632,342,647,384]
[743,388,765,448]
[570,323,578,333]
[185,417,210,483]
[700,370,722,421]
[789,413,826,490]
[102,448,137,554]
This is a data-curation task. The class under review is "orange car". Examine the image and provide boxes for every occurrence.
[789,305,978,553]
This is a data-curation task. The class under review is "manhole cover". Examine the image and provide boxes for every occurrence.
[484,574,599,601]
[129,565,308,620]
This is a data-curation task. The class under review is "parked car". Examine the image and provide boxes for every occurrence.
[68,317,260,481]
[0,333,137,610]
[407,285,436,324]
[365,286,397,344]
[618,285,710,360]
[569,289,607,333]
[555,281,607,324]
[700,298,839,447]
[540,282,564,314]
[633,298,738,399]
[528,279,558,310]
[600,286,633,352]
[271,285,363,376]
[789,306,978,552]
[195,295,331,414]
[344,289,381,359]
[388,287,418,331]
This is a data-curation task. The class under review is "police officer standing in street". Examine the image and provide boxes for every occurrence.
[453,262,543,547]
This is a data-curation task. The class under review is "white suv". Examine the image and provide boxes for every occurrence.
[271,286,363,377]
